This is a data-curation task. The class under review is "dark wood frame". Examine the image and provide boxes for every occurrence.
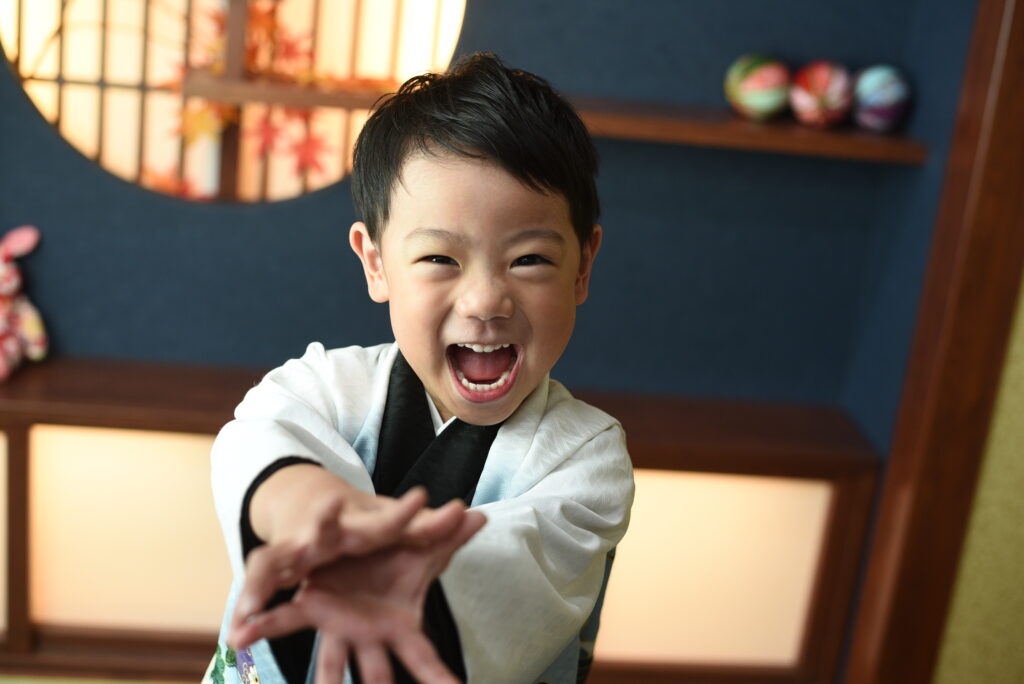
[581,394,878,684]
[0,360,878,682]
[844,0,1024,681]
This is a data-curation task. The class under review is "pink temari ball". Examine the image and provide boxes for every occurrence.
[789,60,853,128]
[724,54,791,121]
[853,65,911,132]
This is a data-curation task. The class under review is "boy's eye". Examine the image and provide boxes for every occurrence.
[421,255,458,266]
[512,254,552,267]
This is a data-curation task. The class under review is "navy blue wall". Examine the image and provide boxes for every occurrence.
[0,0,977,454]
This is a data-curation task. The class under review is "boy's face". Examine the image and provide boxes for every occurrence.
[351,153,601,425]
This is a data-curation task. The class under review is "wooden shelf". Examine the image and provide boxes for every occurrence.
[181,71,927,166]
[575,97,928,165]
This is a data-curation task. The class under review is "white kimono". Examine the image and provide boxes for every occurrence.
[208,342,634,684]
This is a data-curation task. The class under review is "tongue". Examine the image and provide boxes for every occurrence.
[452,346,514,382]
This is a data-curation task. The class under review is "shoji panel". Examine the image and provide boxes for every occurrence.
[29,426,230,632]
[0,430,6,634]
[596,469,832,665]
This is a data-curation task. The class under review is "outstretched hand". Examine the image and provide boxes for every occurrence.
[234,479,470,623]
[229,508,486,684]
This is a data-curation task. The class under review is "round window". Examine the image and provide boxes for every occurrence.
[0,0,465,201]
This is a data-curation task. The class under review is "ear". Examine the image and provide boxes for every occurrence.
[575,224,602,305]
[349,222,390,303]
[1,225,41,259]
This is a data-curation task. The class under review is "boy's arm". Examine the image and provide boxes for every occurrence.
[210,343,385,578]
[442,424,634,684]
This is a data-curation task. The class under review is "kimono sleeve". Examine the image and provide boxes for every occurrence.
[440,423,634,683]
[210,342,382,578]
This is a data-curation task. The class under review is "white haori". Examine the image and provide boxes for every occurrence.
[210,342,634,684]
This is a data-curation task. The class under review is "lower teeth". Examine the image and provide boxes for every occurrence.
[456,368,511,391]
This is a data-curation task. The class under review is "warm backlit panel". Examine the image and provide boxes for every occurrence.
[0,431,7,633]
[595,469,833,665]
[29,425,230,632]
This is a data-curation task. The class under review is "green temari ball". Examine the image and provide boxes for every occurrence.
[725,54,791,121]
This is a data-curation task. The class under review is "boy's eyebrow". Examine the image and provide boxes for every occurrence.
[406,227,470,245]
[405,227,566,246]
[506,228,566,245]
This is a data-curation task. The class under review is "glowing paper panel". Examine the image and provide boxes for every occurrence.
[0,431,7,633]
[0,0,18,64]
[20,0,59,79]
[29,426,230,632]
[106,0,145,85]
[22,80,58,123]
[60,84,100,159]
[595,469,833,665]
[61,0,100,82]
[102,87,142,180]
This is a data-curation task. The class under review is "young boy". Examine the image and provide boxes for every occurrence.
[207,53,634,684]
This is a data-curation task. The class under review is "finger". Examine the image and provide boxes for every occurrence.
[296,497,347,570]
[427,511,488,577]
[228,597,313,648]
[401,499,467,546]
[391,631,460,684]
[341,487,428,554]
[354,643,393,684]
[445,510,487,551]
[231,544,303,628]
[312,496,346,548]
[314,633,349,684]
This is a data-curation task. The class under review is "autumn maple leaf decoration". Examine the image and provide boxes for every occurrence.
[252,114,282,157]
[290,132,331,176]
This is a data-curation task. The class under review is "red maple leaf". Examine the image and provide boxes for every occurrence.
[250,113,282,157]
[289,132,331,176]
[248,4,278,43]
[206,9,227,36]
[282,107,313,123]
[275,30,312,66]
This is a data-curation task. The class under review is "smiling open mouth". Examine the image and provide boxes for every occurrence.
[447,343,521,399]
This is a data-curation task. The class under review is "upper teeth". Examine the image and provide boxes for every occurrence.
[456,343,510,353]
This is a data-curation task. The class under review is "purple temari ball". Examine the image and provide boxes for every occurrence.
[853,65,911,132]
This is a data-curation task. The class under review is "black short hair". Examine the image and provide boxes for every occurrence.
[351,52,599,247]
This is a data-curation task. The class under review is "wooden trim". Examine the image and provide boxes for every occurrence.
[0,357,264,435]
[845,0,1024,682]
[183,69,390,111]
[0,422,30,653]
[580,392,878,683]
[223,0,248,80]
[589,660,806,684]
[0,625,213,680]
[585,463,876,684]
[578,392,876,477]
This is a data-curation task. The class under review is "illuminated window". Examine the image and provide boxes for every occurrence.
[0,0,466,201]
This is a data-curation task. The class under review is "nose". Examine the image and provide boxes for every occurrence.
[455,272,514,321]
